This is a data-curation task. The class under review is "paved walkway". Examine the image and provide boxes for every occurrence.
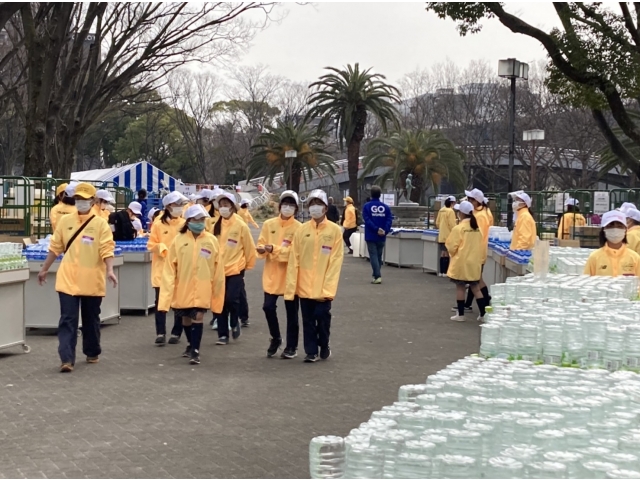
[0,253,480,479]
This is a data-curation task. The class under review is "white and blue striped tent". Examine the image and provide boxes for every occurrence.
[71,161,180,193]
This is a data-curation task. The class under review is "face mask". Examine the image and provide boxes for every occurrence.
[75,200,92,213]
[605,228,626,244]
[512,201,525,210]
[219,207,232,218]
[309,205,325,219]
[188,222,205,234]
[170,206,184,217]
[280,205,296,218]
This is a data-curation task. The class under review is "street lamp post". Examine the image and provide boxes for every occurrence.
[498,58,529,228]
[523,129,545,191]
[285,149,297,191]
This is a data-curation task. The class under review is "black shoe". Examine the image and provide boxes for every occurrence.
[155,334,166,345]
[181,345,191,358]
[216,337,229,345]
[168,335,180,345]
[267,338,282,357]
[348,248,353,255]
[320,345,331,360]
[189,349,200,365]
[304,354,319,363]
[232,325,242,340]
[241,319,250,328]
[281,349,297,359]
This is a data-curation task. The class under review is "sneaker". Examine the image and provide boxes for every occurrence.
[320,346,331,360]
[59,363,73,373]
[451,306,473,313]
[450,314,466,322]
[477,315,485,322]
[155,334,166,345]
[216,337,229,345]
[182,345,191,357]
[267,338,282,358]
[304,354,319,363]
[241,319,250,328]
[232,325,242,340]
[372,278,382,285]
[86,356,99,364]
[211,319,218,331]
[281,349,297,359]
[168,335,180,345]
[348,248,354,255]
[189,349,200,365]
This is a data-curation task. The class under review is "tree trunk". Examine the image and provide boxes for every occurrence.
[347,106,367,206]
[290,161,301,193]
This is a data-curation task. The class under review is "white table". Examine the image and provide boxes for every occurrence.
[0,268,30,354]
[120,252,155,315]
[421,232,439,274]
[384,232,424,268]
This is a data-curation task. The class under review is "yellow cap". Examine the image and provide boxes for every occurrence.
[55,183,68,196]
[73,182,96,199]
[344,196,354,204]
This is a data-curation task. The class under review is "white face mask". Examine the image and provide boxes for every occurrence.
[76,199,92,213]
[219,207,232,218]
[170,206,184,217]
[309,205,325,219]
[512,201,525,210]
[605,228,626,244]
[280,205,296,218]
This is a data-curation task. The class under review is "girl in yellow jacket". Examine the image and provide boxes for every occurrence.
[446,201,488,322]
[212,191,257,345]
[462,188,491,311]
[257,190,302,359]
[584,210,640,277]
[436,196,457,276]
[50,183,77,232]
[148,191,186,346]
[159,204,225,365]
[558,198,586,239]
[285,189,344,363]
[510,191,537,251]
[239,199,259,228]
[626,208,640,255]
[342,196,358,255]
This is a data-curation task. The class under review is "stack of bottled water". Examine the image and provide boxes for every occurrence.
[24,236,123,262]
[0,242,27,271]
[309,357,640,478]
[116,237,149,252]
[548,247,592,274]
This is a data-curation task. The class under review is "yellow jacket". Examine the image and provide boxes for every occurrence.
[257,215,302,295]
[474,206,491,264]
[49,212,115,297]
[159,231,225,313]
[510,208,537,251]
[445,219,485,282]
[343,204,357,229]
[238,208,259,228]
[147,215,185,288]
[216,213,257,276]
[90,204,111,221]
[628,226,640,255]
[285,219,344,301]
[558,212,586,239]
[50,203,77,232]
[436,207,457,243]
[584,244,640,277]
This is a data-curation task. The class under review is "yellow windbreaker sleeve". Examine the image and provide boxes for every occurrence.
[628,227,640,254]
[510,209,537,250]
[148,221,169,258]
[256,222,269,260]
[242,222,257,271]
[321,229,344,300]
[159,241,178,311]
[445,224,462,257]
[210,238,226,314]
[284,230,301,301]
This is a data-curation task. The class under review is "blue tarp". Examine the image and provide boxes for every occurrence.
[71,161,179,193]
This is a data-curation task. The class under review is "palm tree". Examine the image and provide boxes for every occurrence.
[362,130,467,204]
[248,119,335,193]
[307,63,401,206]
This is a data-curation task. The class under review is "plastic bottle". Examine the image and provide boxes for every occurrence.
[309,436,345,479]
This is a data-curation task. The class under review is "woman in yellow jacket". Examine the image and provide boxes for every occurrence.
[159,204,225,365]
[510,191,537,251]
[626,208,640,254]
[148,191,186,346]
[257,190,302,358]
[446,201,487,322]
[285,189,344,363]
[50,182,77,232]
[342,196,358,255]
[558,198,586,239]
[91,190,114,221]
[212,191,257,345]
[239,199,259,229]
[462,188,491,311]
[584,210,640,277]
[436,196,457,276]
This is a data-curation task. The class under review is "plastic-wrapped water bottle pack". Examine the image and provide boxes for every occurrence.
[116,237,149,252]
[0,242,27,271]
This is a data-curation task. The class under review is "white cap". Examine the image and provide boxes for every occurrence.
[185,204,210,220]
[515,192,532,208]
[627,208,640,223]
[96,190,114,203]
[195,189,213,201]
[458,200,474,215]
[464,188,484,203]
[147,207,159,221]
[565,198,579,207]
[162,191,183,208]
[210,188,225,200]
[453,204,460,211]
[447,195,456,202]
[240,199,251,206]
[307,189,328,206]
[602,210,627,228]
[65,181,79,197]
[128,201,142,216]
[214,191,238,209]
[188,193,197,202]
[620,202,637,214]
[280,190,299,205]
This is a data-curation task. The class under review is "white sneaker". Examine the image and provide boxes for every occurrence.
[450,314,466,322]
[211,319,218,330]
[477,315,485,322]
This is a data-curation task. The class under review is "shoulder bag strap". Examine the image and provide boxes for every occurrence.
[65,215,96,253]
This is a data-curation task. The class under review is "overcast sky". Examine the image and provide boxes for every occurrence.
[237,2,561,85]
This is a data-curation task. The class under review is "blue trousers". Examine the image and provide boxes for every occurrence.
[154,287,183,336]
[263,293,299,350]
[217,274,243,339]
[58,293,102,365]
[300,298,332,356]
[367,241,385,279]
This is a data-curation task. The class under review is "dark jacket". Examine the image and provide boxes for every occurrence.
[362,199,393,242]
[138,198,148,229]
[109,210,137,241]
[327,204,340,223]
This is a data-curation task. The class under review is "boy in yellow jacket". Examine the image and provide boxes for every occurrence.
[159,204,225,365]
[38,182,117,373]
[257,190,302,358]
[285,189,344,362]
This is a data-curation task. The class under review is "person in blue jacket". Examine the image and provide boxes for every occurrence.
[363,186,393,284]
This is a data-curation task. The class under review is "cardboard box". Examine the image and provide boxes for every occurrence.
[558,239,581,248]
